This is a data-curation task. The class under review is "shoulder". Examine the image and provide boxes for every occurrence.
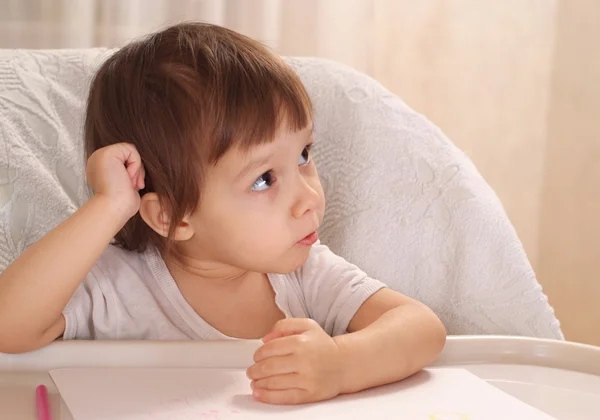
[96,244,149,270]
[89,244,153,286]
[288,241,387,336]
[298,241,364,278]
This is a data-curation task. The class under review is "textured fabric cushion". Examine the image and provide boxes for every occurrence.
[0,49,105,264]
[0,49,563,338]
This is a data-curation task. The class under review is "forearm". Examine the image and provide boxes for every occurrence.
[333,303,446,394]
[0,196,127,348]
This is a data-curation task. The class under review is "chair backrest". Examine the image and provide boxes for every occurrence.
[0,49,563,338]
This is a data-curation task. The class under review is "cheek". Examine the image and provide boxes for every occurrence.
[194,193,248,239]
[228,205,292,261]
[222,196,284,238]
[199,206,274,256]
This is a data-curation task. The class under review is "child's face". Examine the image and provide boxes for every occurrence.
[183,121,324,274]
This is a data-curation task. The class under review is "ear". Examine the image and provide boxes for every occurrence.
[139,193,194,241]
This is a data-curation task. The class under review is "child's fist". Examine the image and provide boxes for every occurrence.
[247,318,344,405]
[86,143,145,221]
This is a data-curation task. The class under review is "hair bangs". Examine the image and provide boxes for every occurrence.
[206,57,313,163]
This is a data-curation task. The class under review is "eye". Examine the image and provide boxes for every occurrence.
[251,170,275,191]
[298,144,313,165]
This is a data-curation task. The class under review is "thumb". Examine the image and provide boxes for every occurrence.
[262,318,319,343]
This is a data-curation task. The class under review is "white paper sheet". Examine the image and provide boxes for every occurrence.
[50,367,556,420]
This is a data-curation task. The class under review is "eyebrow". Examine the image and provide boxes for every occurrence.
[236,124,314,181]
[236,154,273,181]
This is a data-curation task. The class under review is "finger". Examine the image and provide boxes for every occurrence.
[130,167,140,188]
[262,318,320,343]
[246,355,298,380]
[125,155,142,177]
[252,388,308,405]
[137,165,146,190]
[254,335,303,363]
[118,143,142,171]
[252,373,303,391]
[118,144,143,187]
[261,330,282,344]
[134,166,145,190]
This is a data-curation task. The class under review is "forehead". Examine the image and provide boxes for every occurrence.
[244,120,313,158]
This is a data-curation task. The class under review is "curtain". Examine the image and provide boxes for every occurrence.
[0,0,374,73]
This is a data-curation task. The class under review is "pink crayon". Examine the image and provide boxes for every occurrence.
[36,385,53,420]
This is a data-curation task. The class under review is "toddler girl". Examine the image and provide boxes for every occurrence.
[0,22,446,405]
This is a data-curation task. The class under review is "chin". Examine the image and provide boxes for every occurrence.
[268,246,312,274]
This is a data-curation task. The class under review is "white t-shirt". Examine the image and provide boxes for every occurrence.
[62,242,387,341]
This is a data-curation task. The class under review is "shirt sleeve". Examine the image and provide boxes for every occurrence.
[62,262,118,340]
[298,242,387,336]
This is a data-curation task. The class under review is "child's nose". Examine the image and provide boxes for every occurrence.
[291,177,320,219]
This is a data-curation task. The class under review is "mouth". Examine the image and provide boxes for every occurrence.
[297,231,319,247]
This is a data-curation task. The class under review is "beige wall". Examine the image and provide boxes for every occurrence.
[538,0,600,346]
[370,0,557,270]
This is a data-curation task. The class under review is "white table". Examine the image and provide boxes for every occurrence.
[1,336,599,419]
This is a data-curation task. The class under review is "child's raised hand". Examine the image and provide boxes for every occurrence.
[86,143,145,222]
[247,318,344,405]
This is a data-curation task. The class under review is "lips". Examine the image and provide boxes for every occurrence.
[297,231,318,246]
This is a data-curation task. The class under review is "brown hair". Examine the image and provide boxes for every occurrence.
[84,22,312,252]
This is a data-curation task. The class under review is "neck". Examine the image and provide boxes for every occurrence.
[162,245,254,288]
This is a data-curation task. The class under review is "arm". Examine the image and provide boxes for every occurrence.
[0,143,144,354]
[334,288,446,393]
[247,289,445,404]
[247,244,446,405]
